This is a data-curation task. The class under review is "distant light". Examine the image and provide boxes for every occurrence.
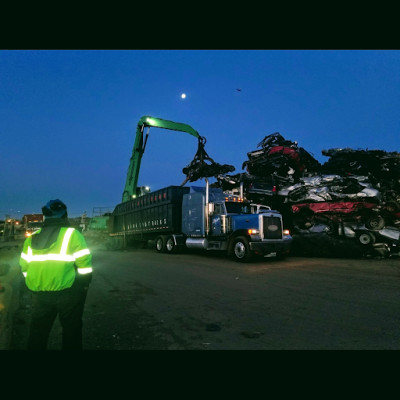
[181,93,186,99]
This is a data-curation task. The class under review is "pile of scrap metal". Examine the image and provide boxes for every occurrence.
[215,133,322,209]
[321,148,400,211]
[290,148,400,257]
[181,136,235,185]
[242,133,322,180]
[215,133,400,258]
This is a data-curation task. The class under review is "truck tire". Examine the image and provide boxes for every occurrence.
[105,237,115,250]
[165,236,177,254]
[106,236,119,250]
[114,236,125,250]
[231,236,253,263]
[155,236,166,253]
[106,236,124,250]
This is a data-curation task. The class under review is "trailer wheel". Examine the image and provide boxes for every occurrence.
[165,236,177,254]
[106,236,123,250]
[106,237,116,250]
[155,236,166,253]
[231,236,253,262]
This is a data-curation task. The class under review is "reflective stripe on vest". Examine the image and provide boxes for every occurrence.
[60,227,74,255]
[77,267,93,275]
[20,227,91,265]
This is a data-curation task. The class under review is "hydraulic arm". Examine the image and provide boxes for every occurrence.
[122,116,202,203]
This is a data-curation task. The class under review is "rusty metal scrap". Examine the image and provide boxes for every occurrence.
[181,137,235,185]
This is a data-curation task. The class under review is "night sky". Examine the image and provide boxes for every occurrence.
[1,50,399,218]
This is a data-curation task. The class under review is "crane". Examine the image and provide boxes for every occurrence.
[121,116,203,203]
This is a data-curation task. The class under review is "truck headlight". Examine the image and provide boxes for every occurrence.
[283,229,290,236]
[248,229,260,235]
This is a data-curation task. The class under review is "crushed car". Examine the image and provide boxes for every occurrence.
[216,132,400,258]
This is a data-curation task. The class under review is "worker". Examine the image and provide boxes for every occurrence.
[19,199,93,350]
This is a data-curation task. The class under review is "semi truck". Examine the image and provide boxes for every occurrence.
[106,115,292,261]
[108,181,292,262]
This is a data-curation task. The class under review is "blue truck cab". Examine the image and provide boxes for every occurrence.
[181,186,292,262]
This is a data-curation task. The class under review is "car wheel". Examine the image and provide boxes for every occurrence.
[385,201,400,213]
[357,232,375,245]
[365,215,385,230]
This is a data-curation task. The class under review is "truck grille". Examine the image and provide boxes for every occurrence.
[262,216,283,239]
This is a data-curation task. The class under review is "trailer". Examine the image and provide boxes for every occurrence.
[108,186,188,249]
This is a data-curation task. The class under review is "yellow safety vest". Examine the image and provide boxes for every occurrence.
[19,227,93,291]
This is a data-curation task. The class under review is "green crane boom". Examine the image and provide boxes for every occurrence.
[122,116,201,203]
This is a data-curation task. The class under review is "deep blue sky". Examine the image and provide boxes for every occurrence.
[1,50,400,218]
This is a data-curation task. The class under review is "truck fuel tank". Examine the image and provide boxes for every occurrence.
[185,237,209,249]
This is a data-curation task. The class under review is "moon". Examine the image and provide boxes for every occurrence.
[181,93,186,99]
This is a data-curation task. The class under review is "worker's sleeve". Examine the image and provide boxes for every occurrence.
[19,238,31,278]
[70,230,93,286]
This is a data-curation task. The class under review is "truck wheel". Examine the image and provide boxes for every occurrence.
[119,236,127,250]
[165,236,177,254]
[106,236,119,250]
[155,236,166,253]
[231,236,253,262]
[105,237,115,250]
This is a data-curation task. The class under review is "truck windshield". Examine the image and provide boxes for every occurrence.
[225,202,252,214]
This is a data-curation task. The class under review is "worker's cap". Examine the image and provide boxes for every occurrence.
[42,199,68,219]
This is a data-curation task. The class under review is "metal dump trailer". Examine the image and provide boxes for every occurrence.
[108,186,190,248]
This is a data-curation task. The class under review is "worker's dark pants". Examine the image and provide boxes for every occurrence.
[27,280,88,350]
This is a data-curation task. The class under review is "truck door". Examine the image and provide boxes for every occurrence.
[211,203,225,236]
